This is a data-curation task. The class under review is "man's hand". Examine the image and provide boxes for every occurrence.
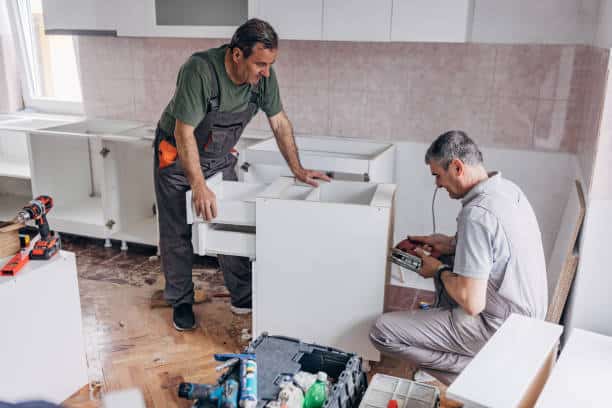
[192,182,217,221]
[413,247,443,279]
[294,168,331,187]
[409,233,456,256]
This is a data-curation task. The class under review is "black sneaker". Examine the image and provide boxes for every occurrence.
[173,303,197,331]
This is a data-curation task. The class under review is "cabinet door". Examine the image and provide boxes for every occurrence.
[43,0,118,34]
[323,0,392,42]
[254,0,323,40]
[118,0,252,38]
[471,0,599,44]
[391,0,471,42]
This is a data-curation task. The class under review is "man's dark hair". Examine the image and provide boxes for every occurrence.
[425,130,484,169]
[229,18,278,59]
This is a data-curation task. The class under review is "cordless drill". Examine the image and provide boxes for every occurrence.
[16,195,61,260]
[178,379,239,408]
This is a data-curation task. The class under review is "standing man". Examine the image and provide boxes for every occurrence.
[370,130,548,384]
[154,19,330,331]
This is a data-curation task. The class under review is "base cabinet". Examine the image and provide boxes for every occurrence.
[188,177,395,360]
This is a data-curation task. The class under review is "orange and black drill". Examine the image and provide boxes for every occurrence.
[16,195,61,260]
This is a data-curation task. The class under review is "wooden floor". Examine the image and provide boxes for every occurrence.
[59,237,459,407]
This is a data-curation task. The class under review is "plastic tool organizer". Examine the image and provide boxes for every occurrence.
[245,333,368,408]
[358,374,439,408]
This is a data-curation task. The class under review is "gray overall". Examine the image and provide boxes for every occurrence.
[154,52,258,308]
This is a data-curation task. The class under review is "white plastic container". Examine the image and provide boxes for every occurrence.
[358,374,439,408]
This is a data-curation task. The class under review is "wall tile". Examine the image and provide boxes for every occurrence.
[493,45,549,99]
[76,38,603,162]
[363,91,405,141]
[283,87,330,135]
[328,42,373,91]
[133,79,176,125]
[279,40,329,90]
[539,46,575,100]
[534,99,581,152]
[328,89,368,137]
[486,97,537,149]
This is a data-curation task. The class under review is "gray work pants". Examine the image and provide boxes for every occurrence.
[370,280,503,384]
[154,150,252,308]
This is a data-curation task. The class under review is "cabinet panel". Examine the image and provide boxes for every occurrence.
[255,0,323,40]
[43,0,118,34]
[323,0,392,42]
[391,0,471,42]
[471,0,599,44]
[118,0,251,38]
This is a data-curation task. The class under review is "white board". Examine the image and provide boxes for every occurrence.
[447,314,563,408]
[535,328,612,407]
[0,251,88,403]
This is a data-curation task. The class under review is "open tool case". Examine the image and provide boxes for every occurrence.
[246,333,368,408]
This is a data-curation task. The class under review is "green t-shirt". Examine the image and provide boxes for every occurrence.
[159,44,282,136]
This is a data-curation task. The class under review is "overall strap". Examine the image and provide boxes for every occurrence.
[192,51,221,113]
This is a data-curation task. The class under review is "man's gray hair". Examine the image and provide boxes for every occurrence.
[425,130,483,169]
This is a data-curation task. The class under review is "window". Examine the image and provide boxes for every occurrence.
[10,0,83,113]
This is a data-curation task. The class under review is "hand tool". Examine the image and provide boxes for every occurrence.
[178,379,239,408]
[0,195,60,276]
[214,353,258,408]
[14,195,61,260]
[389,248,423,273]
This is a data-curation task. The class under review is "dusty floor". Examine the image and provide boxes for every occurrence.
[59,235,459,407]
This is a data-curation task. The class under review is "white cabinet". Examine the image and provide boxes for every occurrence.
[187,176,396,360]
[101,130,157,247]
[253,0,323,40]
[0,114,78,222]
[28,119,145,241]
[470,0,600,44]
[0,251,88,404]
[118,0,255,38]
[391,0,472,42]
[42,0,119,34]
[242,136,396,184]
[323,0,392,42]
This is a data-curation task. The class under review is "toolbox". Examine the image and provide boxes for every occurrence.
[245,333,368,408]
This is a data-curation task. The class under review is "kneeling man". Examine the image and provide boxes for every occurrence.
[370,130,548,384]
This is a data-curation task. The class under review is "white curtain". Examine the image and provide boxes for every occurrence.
[0,0,24,112]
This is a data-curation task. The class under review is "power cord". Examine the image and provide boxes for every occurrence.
[431,186,439,233]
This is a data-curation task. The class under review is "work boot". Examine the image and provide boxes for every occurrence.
[173,303,197,331]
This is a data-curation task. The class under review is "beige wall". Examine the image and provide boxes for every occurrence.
[76,37,608,183]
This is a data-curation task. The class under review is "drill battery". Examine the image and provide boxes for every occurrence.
[29,234,61,260]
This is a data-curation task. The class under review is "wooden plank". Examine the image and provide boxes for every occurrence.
[536,328,612,407]
[545,180,586,323]
[446,314,563,408]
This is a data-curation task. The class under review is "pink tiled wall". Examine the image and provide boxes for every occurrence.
[76,37,607,161]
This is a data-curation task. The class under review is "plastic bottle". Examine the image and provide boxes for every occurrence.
[302,372,328,408]
[293,371,317,393]
[279,382,304,408]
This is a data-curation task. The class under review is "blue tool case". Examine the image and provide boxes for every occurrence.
[246,333,368,408]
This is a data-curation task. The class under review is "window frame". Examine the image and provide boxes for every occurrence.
[7,0,84,115]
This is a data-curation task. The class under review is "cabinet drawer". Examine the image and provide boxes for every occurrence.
[193,224,255,259]
[186,181,268,226]
[243,136,395,182]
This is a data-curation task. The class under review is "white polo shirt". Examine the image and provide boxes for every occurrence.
[454,172,548,319]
